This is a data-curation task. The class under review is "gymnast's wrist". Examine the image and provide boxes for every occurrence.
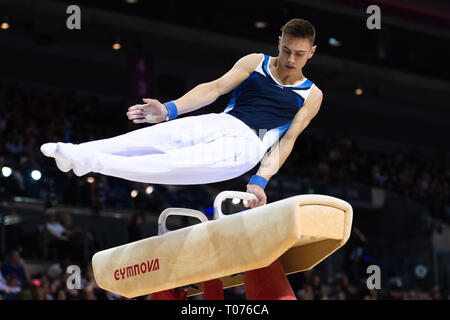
[248,175,268,190]
[163,101,178,121]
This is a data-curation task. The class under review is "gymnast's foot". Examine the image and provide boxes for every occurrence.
[40,142,72,173]
[55,144,73,173]
[57,143,91,177]
[40,143,57,157]
[72,162,91,177]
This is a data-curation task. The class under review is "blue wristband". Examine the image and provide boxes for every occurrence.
[248,175,268,190]
[163,101,178,121]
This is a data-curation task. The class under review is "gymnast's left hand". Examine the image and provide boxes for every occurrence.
[127,98,168,124]
[245,184,267,208]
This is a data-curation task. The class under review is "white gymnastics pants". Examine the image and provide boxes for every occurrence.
[41,113,267,184]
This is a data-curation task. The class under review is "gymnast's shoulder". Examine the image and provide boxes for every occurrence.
[310,84,323,97]
[233,53,264,69]
[307,85,323,107]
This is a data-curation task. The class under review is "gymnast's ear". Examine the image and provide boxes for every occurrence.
[309,45,317,59]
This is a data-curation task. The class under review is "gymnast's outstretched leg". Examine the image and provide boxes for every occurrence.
[41,113,266,184]
[41,113,214,173]
[57,134,262,184]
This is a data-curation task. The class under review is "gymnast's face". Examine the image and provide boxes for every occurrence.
[277,34,316,73]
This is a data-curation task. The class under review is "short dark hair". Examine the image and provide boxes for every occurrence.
[281,19,316,45]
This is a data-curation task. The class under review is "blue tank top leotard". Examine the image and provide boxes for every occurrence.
[225,53,315,149]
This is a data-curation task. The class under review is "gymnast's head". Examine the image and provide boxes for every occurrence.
[278,18,317,72]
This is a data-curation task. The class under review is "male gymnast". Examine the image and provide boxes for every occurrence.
[41,18,323,210]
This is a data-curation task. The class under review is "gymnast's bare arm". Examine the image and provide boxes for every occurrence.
[246,86,323,208]
[126,53,263,124]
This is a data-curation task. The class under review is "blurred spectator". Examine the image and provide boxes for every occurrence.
[31,286,46,300]
[1,249,31,286]
[1,274,21,298]
[55,287,68,300]
[82,286,97,300]
[5,274,21,292]
[406,288,421,300]
[60,213,87,263]
[361,288,378,300]
[47,256,72,282]
[44,209,73,260]
[81,262,102,300]
[311,275,324,300]
[336,290,347,300]
[19,283,32,300]
[429,286,446,300]
[344,227,369,283]
[5,131,25,156]
[38,274,54,300]
[0,269,7,292]
[384,277,405,300]
[300,284,314,300]
[336,275,358,300]
[81,263,97,288]
[45,209,67,241]
[369,289,379,300]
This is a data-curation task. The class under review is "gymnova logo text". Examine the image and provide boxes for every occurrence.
[114,258,160,280]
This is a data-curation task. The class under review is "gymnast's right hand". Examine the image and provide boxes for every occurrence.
[127,98,168,124]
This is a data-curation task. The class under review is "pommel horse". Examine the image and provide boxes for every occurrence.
[92,191,353,299]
